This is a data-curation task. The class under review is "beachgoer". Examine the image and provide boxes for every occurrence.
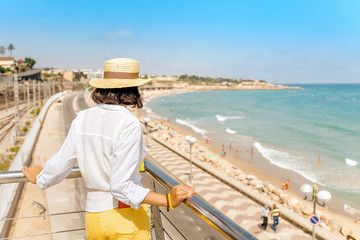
[260,204,270,230]
[251,146,254,159]
[222,145,226,157]
[318,155,321,165]
[22,58,196,240]
[282,179,290,190]
[235,147,239,158]
[229,143,232,154]
[271,204,282,232]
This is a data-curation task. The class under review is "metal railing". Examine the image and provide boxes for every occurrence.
[0,161,258,240]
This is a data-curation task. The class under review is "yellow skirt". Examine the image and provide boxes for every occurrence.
[85,205,150,240]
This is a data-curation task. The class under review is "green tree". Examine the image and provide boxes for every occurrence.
[7,44,15,56]
[0,46,5,56]
[25,57,36,69]
[0,66,5,73]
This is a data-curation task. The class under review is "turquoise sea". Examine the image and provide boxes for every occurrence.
[146,84,360,217]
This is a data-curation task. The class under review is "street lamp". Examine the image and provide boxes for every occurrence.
[144,117,150,148]
[185,135,197,184]
[300,184,331,240]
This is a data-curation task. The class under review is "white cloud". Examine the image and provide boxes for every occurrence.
[106,29,133,39]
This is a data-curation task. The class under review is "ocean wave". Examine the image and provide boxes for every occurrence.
[253,142,321,185]
[225,128,236,134]
[345,158,358,166]
[176,119,207,135]
[344,204,360,216]
[215,114,244,122]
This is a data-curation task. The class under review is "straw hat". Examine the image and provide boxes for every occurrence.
[89,58,151,89]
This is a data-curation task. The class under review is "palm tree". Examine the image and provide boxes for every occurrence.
[8,44,15,56]
[0,46,5,56]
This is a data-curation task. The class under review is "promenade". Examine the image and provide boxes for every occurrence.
[146,135,312,240]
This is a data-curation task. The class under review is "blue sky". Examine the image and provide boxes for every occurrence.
[1,0,360,83]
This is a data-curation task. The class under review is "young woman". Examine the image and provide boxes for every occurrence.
[22,58,196,239]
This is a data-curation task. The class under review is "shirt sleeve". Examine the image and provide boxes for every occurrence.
[36,119,77,190]
[110,120,150,209]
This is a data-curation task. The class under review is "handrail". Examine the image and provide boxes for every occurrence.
[0,163,258,240]
[0,167,81,184]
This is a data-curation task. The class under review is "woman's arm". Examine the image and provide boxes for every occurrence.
[142,185,196,208]
[22,119,77,189]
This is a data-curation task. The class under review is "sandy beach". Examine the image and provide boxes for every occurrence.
[138,88,360,239]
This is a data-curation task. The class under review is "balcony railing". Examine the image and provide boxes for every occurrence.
[0,160,258,240]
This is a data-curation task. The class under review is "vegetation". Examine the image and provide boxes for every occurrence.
[25,57,36,69]
[7,44,15,56]
[30,108,40,115]
[80,72,87,79]
[0,46,5,56]
[178,75,267,85]
[179,75,239,85]
[0,160,11,171]
[25,121,31,126]
[22,126,28,132]
[141,74,149,79]
[0,66,12,74]
[10,146,20,154]
[43,73,58,77]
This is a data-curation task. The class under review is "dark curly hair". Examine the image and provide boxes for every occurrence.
[91,87,143,108]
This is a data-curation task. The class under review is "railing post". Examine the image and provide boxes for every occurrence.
[32,80,36,108]
[149,179,165,240]
[26,82,30,113]
[13,74,20,141]
[37,81,41,106]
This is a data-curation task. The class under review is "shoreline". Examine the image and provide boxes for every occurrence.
[140,88,360,238]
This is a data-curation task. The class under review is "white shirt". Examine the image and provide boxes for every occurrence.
[261,208,270,217]
[36,104,150,212]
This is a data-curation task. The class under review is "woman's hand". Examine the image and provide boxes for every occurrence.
[21,165,43,184]
[170,185,196,208]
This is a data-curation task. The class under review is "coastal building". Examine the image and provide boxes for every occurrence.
[85,69,103,80]
[42,69,64,75]
[63,70,81,81]
[0,57,15,69]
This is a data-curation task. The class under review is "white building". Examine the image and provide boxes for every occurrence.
[0,57,15,69]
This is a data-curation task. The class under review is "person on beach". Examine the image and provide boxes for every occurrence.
[221,144,226,157]
[271,204,282,232]
[260,204,270,230]
[229,143,232,154]
[22,58,196,240]
[282,179,290,190]
[251,146,254,159]
[235,147,239,158]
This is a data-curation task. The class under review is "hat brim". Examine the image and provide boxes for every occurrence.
[89,78,151,89]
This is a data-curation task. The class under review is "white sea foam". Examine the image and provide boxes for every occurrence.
[225,128,236,134]
[345,158,358,166]
[344,204,360,216]
[176,119,207,135]
[215,114,244,122]
[253,142,321,185]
